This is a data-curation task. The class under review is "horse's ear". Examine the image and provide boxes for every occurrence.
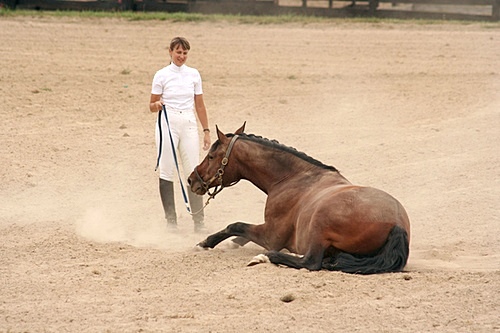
[216,125,229,145]
[235,121,246,135]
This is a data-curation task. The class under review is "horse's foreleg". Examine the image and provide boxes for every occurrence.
[197,222,253,249]
[231,236,250,247]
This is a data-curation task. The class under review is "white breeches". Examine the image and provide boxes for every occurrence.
[156,108,200,182]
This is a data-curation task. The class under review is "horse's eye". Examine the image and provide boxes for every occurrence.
[208,154,214,160]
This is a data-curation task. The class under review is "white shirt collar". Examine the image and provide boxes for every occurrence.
[169,63,184,72]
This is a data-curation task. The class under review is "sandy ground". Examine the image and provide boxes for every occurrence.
[1,15,499,332]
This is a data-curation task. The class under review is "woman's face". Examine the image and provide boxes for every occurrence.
[169,45,189,67]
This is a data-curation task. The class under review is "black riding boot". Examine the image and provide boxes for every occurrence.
[159,179,177,229]
[188,191,206,233]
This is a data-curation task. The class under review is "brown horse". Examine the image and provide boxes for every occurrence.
[187,123,410,274]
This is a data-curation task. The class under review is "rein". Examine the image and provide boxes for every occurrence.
[194,134,240,203]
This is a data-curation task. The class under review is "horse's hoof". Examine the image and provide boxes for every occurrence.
[247,254,270,266]
[194,243,209,251]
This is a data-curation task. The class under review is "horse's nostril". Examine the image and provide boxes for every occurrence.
[187,178,192,185]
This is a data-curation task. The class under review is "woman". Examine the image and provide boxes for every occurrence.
[149,36,211,233]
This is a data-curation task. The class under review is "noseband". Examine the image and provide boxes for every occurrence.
[194,134,239,201]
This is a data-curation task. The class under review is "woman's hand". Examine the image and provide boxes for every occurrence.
[152,100,163,112]
[203,131,211,151]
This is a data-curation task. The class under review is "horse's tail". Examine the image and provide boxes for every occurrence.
[322,225,409,274]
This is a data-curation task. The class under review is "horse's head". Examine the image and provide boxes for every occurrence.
[188,122,246,197]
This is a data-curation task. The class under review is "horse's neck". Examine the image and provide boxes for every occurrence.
[237,147,334,194]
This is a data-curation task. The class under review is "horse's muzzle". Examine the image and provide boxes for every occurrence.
[187,171,207,195]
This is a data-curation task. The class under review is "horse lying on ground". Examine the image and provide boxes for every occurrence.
[188,123,410,274]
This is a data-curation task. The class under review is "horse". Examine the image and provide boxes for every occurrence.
[187,123,411,274]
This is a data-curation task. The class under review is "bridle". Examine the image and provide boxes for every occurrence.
[194,134,240,202]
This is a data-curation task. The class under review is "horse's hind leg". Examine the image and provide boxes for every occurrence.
[258,247,325,271]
